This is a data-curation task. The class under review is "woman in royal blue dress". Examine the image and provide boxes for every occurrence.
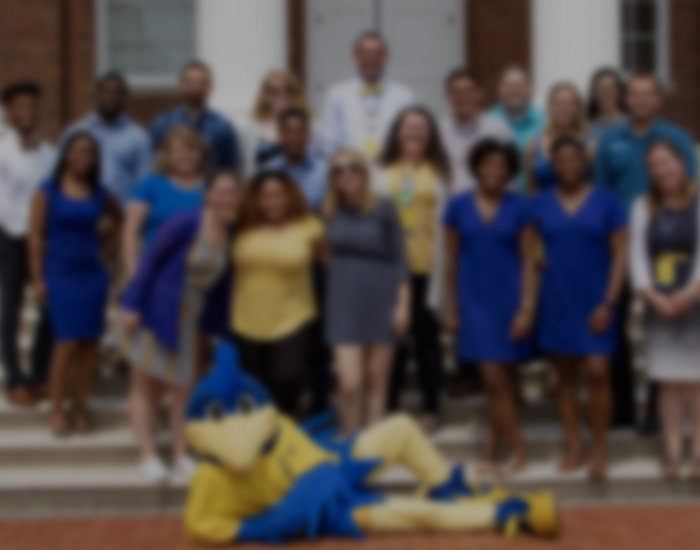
[531,136,628,480]
[28,133,122,436]
[444,139,538,475]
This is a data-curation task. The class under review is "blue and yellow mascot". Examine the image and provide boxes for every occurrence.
[184,344,559,545]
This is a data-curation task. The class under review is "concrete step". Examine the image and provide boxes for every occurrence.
[0,397,127,430]
[0,422,662,468]
[1,455,697,517]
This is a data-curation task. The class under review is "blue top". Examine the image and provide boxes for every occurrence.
[130,173,205,244]
[121,212,232,353]
[531,187,627,355]
[263,153,329,211]
[531,138,560,192]
[594,119,698,209]
[443,191,533,363]
[150,106,242,172]
[490,104,546,154]
[62,114,152,204]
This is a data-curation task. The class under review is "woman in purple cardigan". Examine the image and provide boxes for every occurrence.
[121,170,241,482]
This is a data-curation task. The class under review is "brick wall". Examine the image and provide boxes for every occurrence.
[667,0,700,138]
[467,0,532,103]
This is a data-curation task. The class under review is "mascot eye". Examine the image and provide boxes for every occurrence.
[237,394,256,414]
[206,402,225,421]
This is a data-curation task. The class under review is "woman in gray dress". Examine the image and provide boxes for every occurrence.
[324,148,411,436]
[630,140,700,480]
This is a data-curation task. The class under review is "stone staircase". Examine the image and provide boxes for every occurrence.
[1,301,699,517]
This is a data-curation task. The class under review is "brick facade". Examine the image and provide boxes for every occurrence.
[1,0,699,140]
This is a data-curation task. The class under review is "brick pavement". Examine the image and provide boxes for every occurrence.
[0,507,698,550]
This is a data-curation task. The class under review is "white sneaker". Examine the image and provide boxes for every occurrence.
[173,455,198,481]
[138,457,168,483]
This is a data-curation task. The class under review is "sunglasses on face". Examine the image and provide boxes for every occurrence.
[331,163,364,178]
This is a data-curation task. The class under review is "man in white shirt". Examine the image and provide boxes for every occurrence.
[0,82,56,407]
[440,69,513,192]
[321,31,415,159]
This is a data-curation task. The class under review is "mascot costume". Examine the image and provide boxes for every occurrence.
[184,344,559,545]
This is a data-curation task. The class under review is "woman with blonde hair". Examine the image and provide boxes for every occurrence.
[122,125,208,279]
[525,82,592,194]
[245,69,315,172]
[324,148,411,436]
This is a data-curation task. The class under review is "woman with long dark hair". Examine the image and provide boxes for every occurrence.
[531,136,628,480]
[587,67,627,141]
[631,140,700,479]
[232,170,324,414]
[28,132,122,436]
[375,106,451,431]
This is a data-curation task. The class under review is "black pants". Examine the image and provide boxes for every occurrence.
[610,283,637,427]
[308,266,332,415]
[235,324,312,415]
[388,275,444,414]
[0,230,52,390]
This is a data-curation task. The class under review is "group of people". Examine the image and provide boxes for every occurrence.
[1,31,699,484]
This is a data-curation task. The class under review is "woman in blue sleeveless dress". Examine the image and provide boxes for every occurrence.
[444,140,537,476]
[530,136,628,481]
[28,132,122,436]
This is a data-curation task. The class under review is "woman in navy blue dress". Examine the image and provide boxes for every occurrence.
[444,140,538,475]
[531,136,628,480]
[28,133,122,436]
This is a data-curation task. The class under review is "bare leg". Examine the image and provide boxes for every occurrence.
[481,363,527,475]
[354,497,496,534]
[334,345,365,437]
[365,345,394,429]
[353,413,451,490]
[552,357,584,472]
[169,382,191,461]
[129,369,161,462]
[582,355,611,480]
[688,384,700,478]
[71,340,99,432]
[49,342,77,436]
[659,382,686,478]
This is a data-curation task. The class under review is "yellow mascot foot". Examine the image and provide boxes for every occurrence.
[495,491,559,539]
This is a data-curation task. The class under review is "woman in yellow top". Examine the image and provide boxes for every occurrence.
[232,171,324,413]
[375,106,452,432]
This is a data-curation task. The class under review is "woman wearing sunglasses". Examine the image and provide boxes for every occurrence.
[324,149,410,437]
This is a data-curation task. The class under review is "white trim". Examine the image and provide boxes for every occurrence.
[620,0,671,83]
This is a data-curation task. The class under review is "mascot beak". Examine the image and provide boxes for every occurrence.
[187,405,278,475]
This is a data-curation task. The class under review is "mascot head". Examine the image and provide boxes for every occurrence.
[186,343,280,474]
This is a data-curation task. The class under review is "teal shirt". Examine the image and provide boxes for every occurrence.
[490,104,546,193]
[594,119,698,210]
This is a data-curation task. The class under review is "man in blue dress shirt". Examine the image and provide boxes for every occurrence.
[264,107,331,415]
[62,73,152,204]
[151,61,242,173]
[594,73,698,432]
[263,108,328,211]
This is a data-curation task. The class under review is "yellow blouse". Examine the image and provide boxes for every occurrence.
[232,216,323,341]
[387,163,440,275]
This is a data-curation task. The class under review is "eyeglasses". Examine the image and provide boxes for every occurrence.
[331,163,364,178]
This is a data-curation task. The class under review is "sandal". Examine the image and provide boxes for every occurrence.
[70,407,93,434]
[50,411,70,438]
[689,459,700,481]
[660,457,682,480]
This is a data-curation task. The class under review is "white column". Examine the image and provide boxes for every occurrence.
[196,0,288,125]
[533,0,621,105]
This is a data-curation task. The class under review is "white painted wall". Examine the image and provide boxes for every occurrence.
[196,0,287,125]
[533,0,621,105]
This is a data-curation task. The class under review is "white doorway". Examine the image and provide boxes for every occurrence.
[305,0,466,116]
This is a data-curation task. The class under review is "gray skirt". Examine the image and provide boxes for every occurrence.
[646,305,700,382]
